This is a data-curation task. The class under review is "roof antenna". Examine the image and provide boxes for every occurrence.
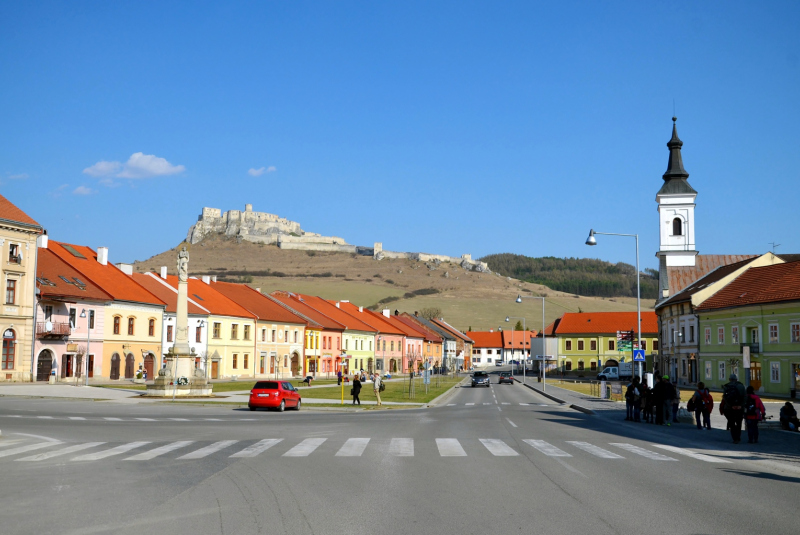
[673,99,676,118]
[769,242,781,253]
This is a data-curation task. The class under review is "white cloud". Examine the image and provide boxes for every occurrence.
[248,166,276,177]
[73,186,95,195]
[83,153,185,180]
[83,160,121,177]
[48,184,70,198]
[8,173,29,180]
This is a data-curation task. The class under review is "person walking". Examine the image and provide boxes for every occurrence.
[373,372,383,406]
[692,382,710,430]
[671,379,681,423]
[720,373,746,444]
[700,383,713,429]
[744,385,766,444]
[641,383,653,423]
[351,374,362,405]
[625,377,640,421]
[337,369,343,386]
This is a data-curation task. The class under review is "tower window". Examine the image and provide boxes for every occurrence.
[672,218,682,236]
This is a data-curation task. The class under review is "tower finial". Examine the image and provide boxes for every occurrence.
[663,117,689,182]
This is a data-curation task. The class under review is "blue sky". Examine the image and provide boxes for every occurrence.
[1,1,798,269]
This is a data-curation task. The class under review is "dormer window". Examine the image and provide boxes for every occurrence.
[672,218,682,236]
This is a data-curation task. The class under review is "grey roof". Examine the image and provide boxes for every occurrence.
[659,117,697,195]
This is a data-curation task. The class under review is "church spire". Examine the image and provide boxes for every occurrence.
[657,117,696,195]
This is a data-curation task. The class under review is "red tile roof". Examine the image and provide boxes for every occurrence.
[131,273,208,315]
[0,194,41,228]
[696,261,800,311]
[468,331,503,349]
[270,292,345,331]
[381,314,427,338]
[554,312,658,335]
[211,281,307,325]
[501,330,536,348]
[296,296,377,332]
[36,248,112,302]
[47,241,165,306]
[338,303,405,335]
[430,319,475,343]
[147,274,253,318]
[658,256,757,308]
[397,314,443,342]
[666,255,757,296]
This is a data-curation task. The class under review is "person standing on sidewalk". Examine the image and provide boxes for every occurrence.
[337,369,343,386]
[744,385,766,443]
[692,382,710,429]
[720,373,746,444]
[352,374,362,405]
[671,379,681,423]
[373,372,383,406]
[625,377,640,421]
[653,375,669,425]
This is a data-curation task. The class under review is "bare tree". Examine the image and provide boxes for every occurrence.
[419,307,442,320]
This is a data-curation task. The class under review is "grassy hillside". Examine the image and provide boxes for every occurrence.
[134,235,654,332]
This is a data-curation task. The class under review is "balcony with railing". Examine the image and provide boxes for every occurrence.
[740,342,760,354]
[36,322,71,337]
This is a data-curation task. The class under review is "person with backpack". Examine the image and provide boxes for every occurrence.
[625,377,640,421]
[720,373,747,444]
[641,384,653,423]
[653,375,672,426]
[690,381,712,429]
[744,385,766,443]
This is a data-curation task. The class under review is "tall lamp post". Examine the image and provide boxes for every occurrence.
[505,316,526,383]
[79,309,91,387]
[586,229,642,381]
[516,296,546,391]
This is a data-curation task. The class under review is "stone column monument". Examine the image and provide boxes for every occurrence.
[146,246,213,397]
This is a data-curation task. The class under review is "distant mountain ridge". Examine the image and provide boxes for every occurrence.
[479,254,659,299]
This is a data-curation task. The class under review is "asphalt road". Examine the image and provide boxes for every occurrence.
[1,369,798,535]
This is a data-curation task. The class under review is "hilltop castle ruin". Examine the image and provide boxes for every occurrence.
[186,205,489,272]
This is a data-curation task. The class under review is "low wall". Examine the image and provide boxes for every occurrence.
[279,242,357,253]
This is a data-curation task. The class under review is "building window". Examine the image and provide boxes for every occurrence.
[233,354,238,369]
[672,217,682,236]
[689,325,695,342]
[89,310,95,330]
[231,324,238,339]
[294,331,298,343]
[590,361,597,372]
[577,360,584,371]
[717,327,724,345]
[590,340,597,351]
[771,362,780,383]
[2,329,15,370]
[390,341,394,352]
[608,340,615,351]
[148,319,155,337]
[718,361,726,381]
[337,338,340,350]
[565,361,572,371]
[792,323,800,343]
[127,317,135,336]
[113,316,121,335]
[5,279,16,304]
[244,354,249,369]
[565,340,572,351]
[213,322,221,339]
[769,324,778,344]
[653,340,659,351]
[641,340,647,351]
[69,308,77,328]
[262,329,266,342]
[243,325,250,340]
[284,356,288,368]
[8,243,20,263]
[167,325,173,342]
[196,326,202,343]
[272,329,276,342]
[577,340,584,351]
[705,361,712,380]
[284,330,288,342]
[705,327,711,345]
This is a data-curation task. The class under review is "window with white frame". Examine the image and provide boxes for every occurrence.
[792,323,800,343]
[718,361,726,381]
[771,362,780,382]
[717,327,724,344]
[705,361,712,380]
[769,324,778,343]
[731,325,739,344]
[705,327,711,346]
[689,325,695,342]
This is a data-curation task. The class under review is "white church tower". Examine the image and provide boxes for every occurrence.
[656,117,698,300]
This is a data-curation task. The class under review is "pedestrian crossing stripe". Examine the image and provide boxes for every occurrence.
[650,444,732,463]
[566,441,624,459]
[609,443,676,461]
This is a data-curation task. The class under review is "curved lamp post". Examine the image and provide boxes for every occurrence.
[516,295,546,391]
[505,315,526,383]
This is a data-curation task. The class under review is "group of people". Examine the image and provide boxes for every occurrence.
[624,374,681,425]
[718,373,766,444]
[350,371,383,406]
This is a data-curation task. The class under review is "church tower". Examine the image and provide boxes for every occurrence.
[656,117,698,299]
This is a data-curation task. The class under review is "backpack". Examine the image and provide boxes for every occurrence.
[745,395,758,417]
[687,396,696,412]
[701,390,714,412]
[379,382,385,392]
[723,382,744,408]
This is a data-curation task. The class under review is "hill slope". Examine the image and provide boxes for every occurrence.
[133,235,654,332]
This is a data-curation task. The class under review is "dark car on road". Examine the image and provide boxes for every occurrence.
[498,371,514,385]
[471,371,491,387]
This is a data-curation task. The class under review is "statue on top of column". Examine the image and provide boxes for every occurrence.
[178,246,189,282]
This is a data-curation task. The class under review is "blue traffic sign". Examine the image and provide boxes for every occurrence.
[633,349,645,362]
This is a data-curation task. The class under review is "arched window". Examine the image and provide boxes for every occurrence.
[2,329,16,370]
[127,317,135,336]
[113,316,121,335]
[148,318,155,337]
[672,217,683,236]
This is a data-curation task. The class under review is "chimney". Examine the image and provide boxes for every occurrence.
[97,247,108,265]
[37,234,48,249]
[414,311,418,317]
[211,275,217,282]
[116,263,133,275]
[202,275,211,284]
[335,302,340,308]
[359,306,363,313]
[255,288,261,293]
[382,309,390,317]
[160,266,168,279]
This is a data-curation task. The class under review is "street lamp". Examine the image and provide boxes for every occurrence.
[377,335,383,375]
[79,309,91,387]
[516,295,547,391]
[586,229,642,381]
[505,315,526,383]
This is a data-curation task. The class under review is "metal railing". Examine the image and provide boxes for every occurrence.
[36,322,71,336]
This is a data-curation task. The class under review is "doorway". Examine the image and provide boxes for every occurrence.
[36,350,53,381]
[61,354,73,378]
[259,354,265,374]
[269,354,276,374]
[291,354,299,376]
[750,361,762,390]
[124,353,134,379]
[110,354,120,380]
[211,360,219,379]
[144,354,154,380]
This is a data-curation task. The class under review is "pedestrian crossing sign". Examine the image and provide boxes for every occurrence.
[633,349,645,362]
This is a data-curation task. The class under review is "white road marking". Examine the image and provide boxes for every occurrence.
[7,415,21,418]
[524,440,572,457]
[610,443,677,461]
[283,438,327,457]
[230,439,283,458]
[125,441,195,461]
[480,439,518,456]
[519,403,529,406]
[73,442,150,461]
[204,418,222,421]
[103,418,122,421]
[389,438,414,457]
[37,416,54,419]
[465,403,475,406]
[566,441,624,459]
[501,402,510,405]
[651,444,732,463]
[68,417,86,421]
[168,418,189,421]
[178,440,239,459]
[0,442,61,459]
[335,438,370,457]
[446,404,456,407]
[483,403,492,405]
[17,442,106,462]
[505,418,518,428]
[135,418,156,421]
[436,438,467,457]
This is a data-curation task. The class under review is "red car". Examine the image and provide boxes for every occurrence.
[249,381,302,412]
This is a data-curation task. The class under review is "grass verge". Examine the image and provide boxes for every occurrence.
[303,376,462,404]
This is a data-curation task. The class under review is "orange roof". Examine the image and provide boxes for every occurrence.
[501,330,536,348]
[131,273,208,315]
[468,331,503,348]
[554,312,658,335]
[148,274,253,318]
[381,313,427,339]
[396,314,443,342]
[696,261,800,311]
[270,292,345,331]
[338,303,405,335]
[666,254,757,296]
[0,194,41,228]
[47,241,165,306]
[431,319,475,343]
[211,281,307,325]
[296,296,377,332]
[36,248,112,302]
